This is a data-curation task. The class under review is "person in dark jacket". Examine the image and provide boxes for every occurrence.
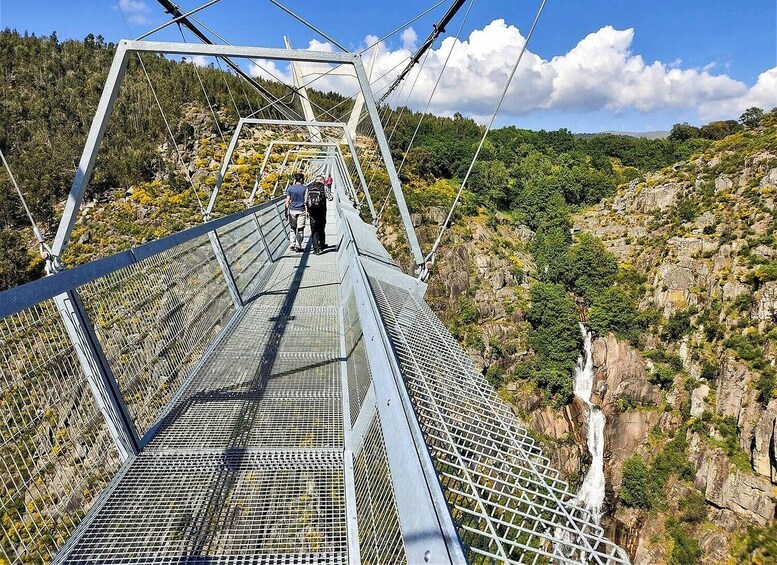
[305,175,328,254]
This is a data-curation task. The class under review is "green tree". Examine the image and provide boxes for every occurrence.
[668,122,701,142]
[740,106,765,128]
[564,234,618,300]
[588,287,640,339]
[670,529,701,565]
[699,119,742,140]
[527,283,581,366]
[468,160,509,208]
[530,224,572,283]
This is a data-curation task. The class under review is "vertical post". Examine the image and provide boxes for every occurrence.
[336,146,362,209]
[352,55,424,269]
[208,231,243,308]
[249,141,277,205]
[206,118,245,219]
[251,212,275,264]
[345,44,378,142]
[284,37,323,143]
[54,290,141,460]
[342,131,375,219]
[53,42,131,260]
[272,150,291,198]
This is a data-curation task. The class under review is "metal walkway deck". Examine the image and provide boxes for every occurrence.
[56,206,360,563]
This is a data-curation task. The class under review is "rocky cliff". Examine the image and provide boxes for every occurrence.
[421,118,777,563]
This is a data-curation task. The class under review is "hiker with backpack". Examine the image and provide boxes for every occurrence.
[285,172,307,252]
[305,175,328,254]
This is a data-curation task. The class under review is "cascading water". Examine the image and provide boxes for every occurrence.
[573,322,606,523]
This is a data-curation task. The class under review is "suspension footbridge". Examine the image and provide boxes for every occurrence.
[1,3,631,563]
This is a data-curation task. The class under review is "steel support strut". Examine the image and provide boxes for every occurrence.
[54,290,141,460]
[351,57,424,268]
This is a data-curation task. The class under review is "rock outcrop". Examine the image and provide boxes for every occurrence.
[689,435,776,524]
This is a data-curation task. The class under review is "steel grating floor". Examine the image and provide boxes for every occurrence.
[58,207,350,564]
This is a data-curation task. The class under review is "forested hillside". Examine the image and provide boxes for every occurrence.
[408,109,777,563]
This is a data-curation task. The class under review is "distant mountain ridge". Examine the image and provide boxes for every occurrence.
[577,130,670,139]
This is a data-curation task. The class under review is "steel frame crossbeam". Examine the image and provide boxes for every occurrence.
[250,141,360,209]
[207,118,374,219]
[51,40,424,270]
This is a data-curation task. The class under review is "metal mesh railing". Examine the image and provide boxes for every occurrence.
[343,289,372,427]
[353,414,407,565]
[254,201,290,261]
[77,232,235,440]
[0,300,122,563]
[216,214,268,299]
[368,276,631,565]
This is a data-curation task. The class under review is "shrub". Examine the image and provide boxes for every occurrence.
[666,353,684,372]
[563,234,618,300]
[652,432,694,485]
[756,371,776,406]
[664,309,695,341]
[700,360,719,381]
[485,365,505,387]
[731,292,755,313]
[649,365,675,389]
[620,455,652,509]
[670,529,702,565]
[740,523,777,564]
[679,491,708,523]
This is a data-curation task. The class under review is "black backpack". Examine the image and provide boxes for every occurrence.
[306,183,326,210]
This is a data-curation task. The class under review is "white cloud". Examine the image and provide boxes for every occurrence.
[239,20,774,126]
[700,67,777,119]
[282,20,776,125]
[249,59,292,84]
[187,55,209,68]
[401,27,418,50]
[117,0,151,25]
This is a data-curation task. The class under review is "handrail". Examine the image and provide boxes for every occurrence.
[0,199,282,319]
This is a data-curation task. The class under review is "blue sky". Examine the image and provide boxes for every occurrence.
[1,0,776,132]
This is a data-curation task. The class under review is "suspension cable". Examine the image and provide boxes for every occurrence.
[137,54,208,217]
[135,0,222,40]
[178,25,226,142]
[398,0,474,176]
[187,14,345,123]
[359,0,448,54]
[238,79,256,115]
[423,0,548,277]
[364,47,432,195]
[379,0,466,104]
[377,0,475,222]
[215,58,242,119]
[0,149,53,259]
[268,0,348,52]
[155,0,302,121]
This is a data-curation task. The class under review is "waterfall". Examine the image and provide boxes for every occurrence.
[573,323,606,523]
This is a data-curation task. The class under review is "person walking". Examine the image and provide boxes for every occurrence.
[324,174,333,198]
[305,175,328,254]
[285,173,307,252]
